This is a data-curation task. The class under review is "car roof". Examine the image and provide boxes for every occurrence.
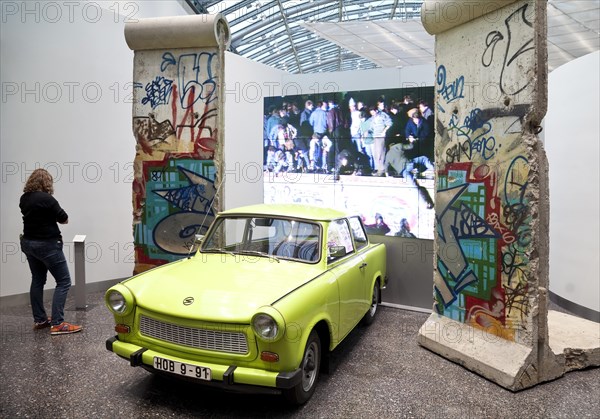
[219,204,349,221]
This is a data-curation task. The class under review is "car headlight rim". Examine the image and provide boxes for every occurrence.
[107,290,127,314]
[252,310,285,342]
[105,286,134,316]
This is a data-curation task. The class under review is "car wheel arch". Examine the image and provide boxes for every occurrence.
[292,319,331,375]
[372,275,383,304]
[312,320,331,374]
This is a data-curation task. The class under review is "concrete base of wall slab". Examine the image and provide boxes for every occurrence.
[418,311,599,391]
[547,310,600,372]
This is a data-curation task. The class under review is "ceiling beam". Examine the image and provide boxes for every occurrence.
[390,0,400,19]
[275,0,304,73]
[185,0,210,14]
[338,0,343,71]
[231,0,333,41]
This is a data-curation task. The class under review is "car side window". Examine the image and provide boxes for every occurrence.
[348,216,368,250]
[326,219,354,262]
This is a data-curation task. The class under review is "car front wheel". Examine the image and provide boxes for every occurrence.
[284,329,321,405]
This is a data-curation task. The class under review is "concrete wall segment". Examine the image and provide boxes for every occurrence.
[420,0,597,390]
[432,0,548,348]
[127,15,227,273]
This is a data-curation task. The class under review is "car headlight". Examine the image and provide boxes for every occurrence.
[105,285,134,316]
[253,314,278,339]
[107,290,126,314]
[251,308,285,342]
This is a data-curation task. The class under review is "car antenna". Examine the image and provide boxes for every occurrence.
[185,173,225,259]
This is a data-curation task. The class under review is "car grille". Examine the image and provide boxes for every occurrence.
[139,315,249,355]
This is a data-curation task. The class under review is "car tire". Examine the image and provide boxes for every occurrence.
[283,329,321,405]
[362,280,380,326]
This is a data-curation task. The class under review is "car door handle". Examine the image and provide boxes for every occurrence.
[359,262,367,270]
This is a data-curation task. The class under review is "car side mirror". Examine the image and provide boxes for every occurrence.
[194,234,205,244]
[328,245,346,258]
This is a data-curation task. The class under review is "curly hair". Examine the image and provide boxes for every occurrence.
[23,168,54,194]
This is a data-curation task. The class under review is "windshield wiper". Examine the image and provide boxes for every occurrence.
[239,250,280,263]
[203,248,236,256]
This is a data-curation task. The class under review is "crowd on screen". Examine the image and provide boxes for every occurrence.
[263,95,435,179]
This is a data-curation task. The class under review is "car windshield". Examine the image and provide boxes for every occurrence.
[201,216,321,263]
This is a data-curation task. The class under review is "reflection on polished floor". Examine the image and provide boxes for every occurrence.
[1,290,598,418]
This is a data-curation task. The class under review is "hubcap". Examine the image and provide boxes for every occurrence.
[301,342,318,391]
[369,285,378,316]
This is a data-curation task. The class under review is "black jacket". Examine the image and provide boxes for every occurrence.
[20,191,68,240]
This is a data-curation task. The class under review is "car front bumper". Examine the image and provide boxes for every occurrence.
[106,336,302,393]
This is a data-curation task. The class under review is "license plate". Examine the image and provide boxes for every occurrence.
[153,356,212,381]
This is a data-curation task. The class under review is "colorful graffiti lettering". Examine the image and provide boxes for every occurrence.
[152,166,216,255]
[132,46,221,273]
[436,65,465,104]
[141,76,173,109]
[134,160,216,265]
[177,52,217,108]
[132,53,219,156]
[435,165,500,312]
[434,162,528,340]
[445,136,497,163]
[500,156,531,320]
[445,109,497,162]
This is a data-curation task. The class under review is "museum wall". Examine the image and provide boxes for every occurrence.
[545,51,600,314]
[284,65,435,93]
[222,53,286,211]
[0,1,194,298]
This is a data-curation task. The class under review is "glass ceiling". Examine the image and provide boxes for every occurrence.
[185,0,600,73]
[185,0,425,73]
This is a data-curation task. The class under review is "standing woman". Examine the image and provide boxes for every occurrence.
[20,168,82,335]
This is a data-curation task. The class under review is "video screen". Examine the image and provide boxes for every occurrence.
[263,87,435,239]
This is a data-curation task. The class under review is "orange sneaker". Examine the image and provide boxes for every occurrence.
[50,322,83,335]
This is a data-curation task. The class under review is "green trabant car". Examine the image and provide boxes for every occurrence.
[105,204,387,404]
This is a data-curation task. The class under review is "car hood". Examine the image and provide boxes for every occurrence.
[123,254,324,322]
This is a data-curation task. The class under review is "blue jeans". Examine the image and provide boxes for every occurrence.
[363,143,374,170]
[20,238,71,325]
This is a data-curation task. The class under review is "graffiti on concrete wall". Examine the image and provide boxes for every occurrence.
[131,49,220,273]
[433,1,538,344]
